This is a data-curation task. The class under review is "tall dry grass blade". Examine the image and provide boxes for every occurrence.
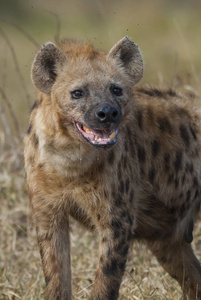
[42,9,61,39]
[174,19,199,88]
[0,104,12,139]
[0,18,40,48]
[0,86,21,141]
[0,27,31,108]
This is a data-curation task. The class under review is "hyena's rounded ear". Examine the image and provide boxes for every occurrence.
[108,36,143,85]
[31,42,67,94]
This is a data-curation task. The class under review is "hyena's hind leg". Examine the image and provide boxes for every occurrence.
[146,239,201,300]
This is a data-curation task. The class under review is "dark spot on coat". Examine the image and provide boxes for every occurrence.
[184,219,194,244]
[126,125,134,150]
[125,141,128,152]
[193,177,198,187]
[123,155,127,169]
[113,230,120,239]
[163,153,170,172]
[136,109,143,130]
[160,256,168,264]
[33,133,39,147]
[193,189,199,201]
[190,126,197,140]
[102,237,107,243]
[97,162,105,173]
[179,203,186,217]
[174,178,179,189]
[125,178,130,194]
[182,174,186,185]
[114,195,122,206]
[111,218,121,229]
[45,275,51,286]
[179,192,183,199]
[167,174,174,185]
[115,194,123,206]
[107,287,119,300]
[186,190,191,203]
[158,117,172,133]
[118,161,122,179]
[167,89,177,97]
[137,146,146,162]
[120,211,127,218]
[119,180,125,194]
[180,125,190,147]
[108,150,115,165]
[185,162,194,173]
[148,167,155,183]
[147,106,154,123]
[118,259,126,272]
[39,248,44,261]
[27,123,32,134]
[174,151,182,173]
[121,244,129,257]
[129,189,134,203]
[102,258,118,276]
[151,140,160,157]
[139,87,164,97]
[116,237,126,252]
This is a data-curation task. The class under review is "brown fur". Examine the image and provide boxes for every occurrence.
[24,37,201,300]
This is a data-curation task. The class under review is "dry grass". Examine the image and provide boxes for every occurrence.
[1,1,201,299]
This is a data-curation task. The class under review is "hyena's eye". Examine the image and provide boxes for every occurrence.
[111,86,123,97]
[71,90,85,99]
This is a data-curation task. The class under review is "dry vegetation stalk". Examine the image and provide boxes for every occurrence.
[0,27,31,108]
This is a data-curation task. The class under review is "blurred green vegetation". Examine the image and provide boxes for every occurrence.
[0,0,201,136]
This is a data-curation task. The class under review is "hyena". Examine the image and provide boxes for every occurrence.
[24,36,201,299]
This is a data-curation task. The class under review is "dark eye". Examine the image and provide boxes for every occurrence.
[112,86,123,96]
[71,90,84,99]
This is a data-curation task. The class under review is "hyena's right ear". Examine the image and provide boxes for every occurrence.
[31,42,67,94]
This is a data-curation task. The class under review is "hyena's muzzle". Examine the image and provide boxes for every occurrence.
[75,102,122,148]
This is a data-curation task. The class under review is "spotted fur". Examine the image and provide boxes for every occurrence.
[24,37,201,300]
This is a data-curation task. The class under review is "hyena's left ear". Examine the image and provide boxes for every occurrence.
[31,42,67,94]
[108,36,143,85]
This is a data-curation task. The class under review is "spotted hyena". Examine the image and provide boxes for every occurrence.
[24,36,201,299]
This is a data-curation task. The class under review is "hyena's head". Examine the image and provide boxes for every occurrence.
[32,37,143,148]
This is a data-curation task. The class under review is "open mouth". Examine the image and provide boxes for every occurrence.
[75,122,118,147]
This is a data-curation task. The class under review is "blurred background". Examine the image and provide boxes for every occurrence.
[0,0,201,135]
[1,1,201,299]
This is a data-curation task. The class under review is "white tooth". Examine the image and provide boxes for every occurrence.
[83,125,92,134]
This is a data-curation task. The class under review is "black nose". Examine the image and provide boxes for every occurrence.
[95,104,119,123]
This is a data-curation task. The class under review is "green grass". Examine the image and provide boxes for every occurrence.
[1,0,201,299]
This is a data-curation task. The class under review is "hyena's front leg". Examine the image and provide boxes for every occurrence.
[35,208,71,300]
[91,223,130,300]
